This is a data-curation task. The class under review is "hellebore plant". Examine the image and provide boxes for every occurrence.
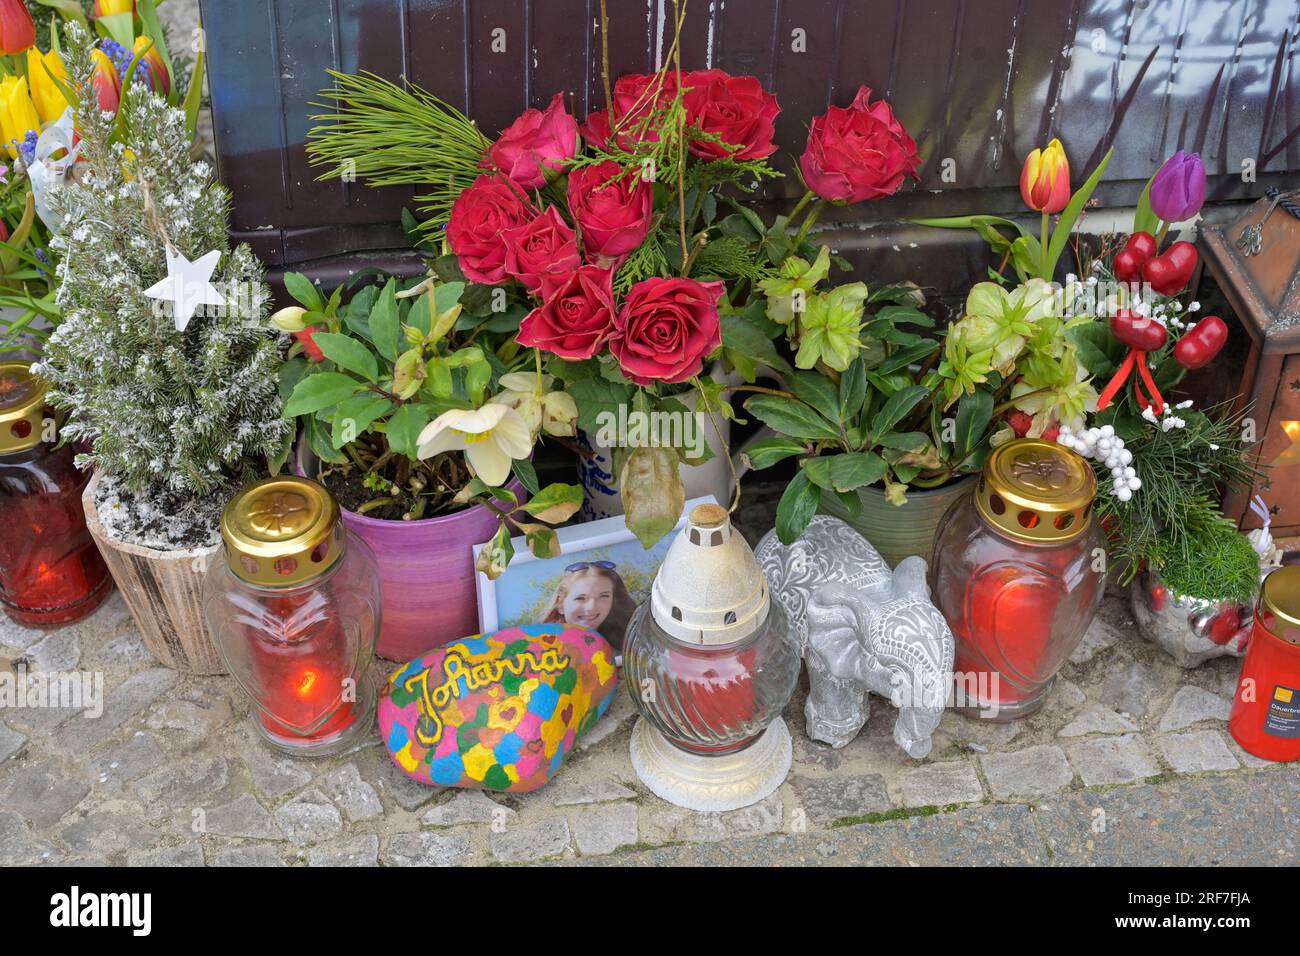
[275,270,585,578]
[743,271,1092,544]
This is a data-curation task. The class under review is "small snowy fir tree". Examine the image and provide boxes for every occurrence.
[36,25,289,532]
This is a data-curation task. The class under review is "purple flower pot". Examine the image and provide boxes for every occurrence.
[295,442,523,662]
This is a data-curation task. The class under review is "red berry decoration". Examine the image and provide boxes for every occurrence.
[1172,315,1228,369]
[1110,308,1168,352]
[293,326,326,363]
[1006,410,1033,437]
[1142,240,1198,296]
[1113,231,1156,283]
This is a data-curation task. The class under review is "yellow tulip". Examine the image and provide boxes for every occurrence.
[1019,138,1071,215]
[93,0,135,16]
[0,75,40,160]
[26,48,69,125]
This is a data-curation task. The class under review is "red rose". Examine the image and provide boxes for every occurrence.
[800,86,920,203]
[447,174,532,284]
[293,326,325,363]
[681,69,780,162]
[517,266,616,360]
[501,205,581,294]
[581,108,612,150]
[583,72,678,152]
[609,277,724,385]
[483,92,579,189]
[568,160,653,267]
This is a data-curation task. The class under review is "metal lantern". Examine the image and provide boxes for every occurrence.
[203,476,382,756]
[1202,191,1300,544]
[622,503,801,811]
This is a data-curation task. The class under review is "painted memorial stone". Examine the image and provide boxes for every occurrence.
[378,624,619,792]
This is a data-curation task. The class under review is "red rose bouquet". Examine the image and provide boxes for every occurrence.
[308,4,921,546]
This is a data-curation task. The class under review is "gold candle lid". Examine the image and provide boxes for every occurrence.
[1260,566,1300,645]
[0,361,48,454]
[220,476,344,587]
[975,438,1096,544]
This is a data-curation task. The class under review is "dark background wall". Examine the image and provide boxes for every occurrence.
[200,0,1300,291]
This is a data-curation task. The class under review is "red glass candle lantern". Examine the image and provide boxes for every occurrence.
[203,476,381,756]
[0,361,111,627]
[931,438,1105,720]
[623,504,800,811]
[1229,566,1300,763]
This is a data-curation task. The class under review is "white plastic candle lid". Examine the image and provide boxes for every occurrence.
[650,503,770,645]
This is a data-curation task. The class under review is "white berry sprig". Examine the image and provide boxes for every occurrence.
[1056,424,1142,502]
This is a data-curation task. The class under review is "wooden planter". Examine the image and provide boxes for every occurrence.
[82,471,225,675]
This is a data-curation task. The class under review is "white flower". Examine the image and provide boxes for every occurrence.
[416,404,533,487]
[491,372,578,438]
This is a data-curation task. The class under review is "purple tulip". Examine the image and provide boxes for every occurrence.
[1149,150,1206,223]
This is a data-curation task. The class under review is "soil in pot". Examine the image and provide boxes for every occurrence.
[91,472,226,552]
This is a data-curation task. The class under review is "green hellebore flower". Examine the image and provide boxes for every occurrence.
[759,245,831,325]
[795,281,869,372]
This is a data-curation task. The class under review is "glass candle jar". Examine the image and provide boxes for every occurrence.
[623,503,800,811]
[1229,566,1300,763]
[0,361,111,628]
[203,476,382,756]
[931,438,1104,721]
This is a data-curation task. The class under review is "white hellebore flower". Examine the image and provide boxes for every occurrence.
[491,372,578,438]
[416,404,533,487]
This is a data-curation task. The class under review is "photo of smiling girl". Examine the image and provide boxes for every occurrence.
[540,560,637,651]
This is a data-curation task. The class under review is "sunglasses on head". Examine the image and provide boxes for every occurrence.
[565,560,616,572]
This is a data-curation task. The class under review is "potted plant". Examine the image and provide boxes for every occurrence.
[304,1,923,547]
[274,268,585,661]
[33,24,287,674]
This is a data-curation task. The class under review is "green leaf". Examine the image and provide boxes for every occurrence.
[741,436,807,471]
[476,523,516,579]
[775,471,819,545]
[803,452,888,493]
[786,370,842,421]
[876,340,939,375]
[1134,174,1159,236]
[284,373,363,417]
[520,483,584,524]
[306,416,347,465]
[953,388,993,457]
[311,332,379,382]
[720,314,792,379]
[434,281,465,315]
[839,358,868,423]
[830,489,863,518]
[1068,321,1124,378]
[343,285,379,340]
[744,395,839,441]
[875,304,934,328]
[369,279,401,361]
[386,403,436,460]
[569,377,636,434]
[876,431,930,452]
[1045,147,1114,280]
[869,385,930,439]
[283,272,324,312]
[407,291,433,336]
[512,458,540,496]
[329,394,394,449]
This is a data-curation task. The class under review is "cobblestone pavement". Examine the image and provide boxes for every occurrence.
[2,492,1295,867]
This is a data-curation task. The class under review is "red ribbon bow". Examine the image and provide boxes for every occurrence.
[1096,349,1165,415]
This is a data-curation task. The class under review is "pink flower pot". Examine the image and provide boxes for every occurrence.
[295,443,522,662]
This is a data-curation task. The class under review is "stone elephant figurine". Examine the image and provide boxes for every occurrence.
[755,516,954,758]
